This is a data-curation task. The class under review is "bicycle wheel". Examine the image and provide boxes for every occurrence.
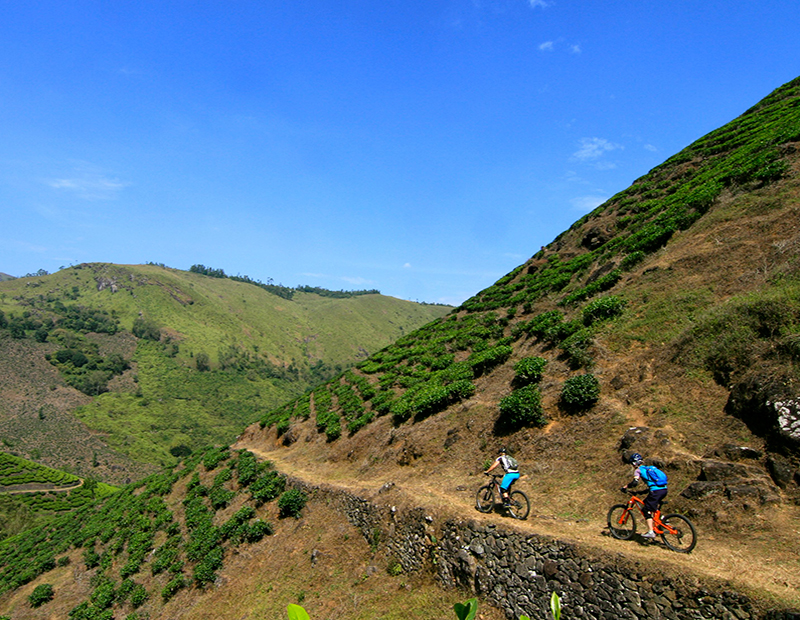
[508,490,530,520]
[607,504,636,540]
[660,513,697,553]
[475,485,495,513]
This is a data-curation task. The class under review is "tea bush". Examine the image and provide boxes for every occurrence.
[28,583,54,608]
[202,446,230,471]
[582,296,626,326]
[236,450,259,487]
[161,575,185,602]
[278,489,307,518]
[512,357,547,386]
[468,344,512,376]
[560,374,600,411]
[498,385,546,429]
[559,328,595,370]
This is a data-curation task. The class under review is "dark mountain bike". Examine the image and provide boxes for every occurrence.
[607,491,697,553]
[475,473,530,520]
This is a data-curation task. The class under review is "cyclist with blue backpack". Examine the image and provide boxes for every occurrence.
[485,447,520,507]
[621,452,668,539]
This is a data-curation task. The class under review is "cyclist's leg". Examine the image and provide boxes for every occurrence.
[500,473,520,504]
[643,489,667,536]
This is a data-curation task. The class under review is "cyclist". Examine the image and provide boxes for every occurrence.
[621,452,668,539]
[485,447,520,507]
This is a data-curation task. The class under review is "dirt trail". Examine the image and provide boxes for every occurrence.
[0,479,83,495]
[237,439,800,610]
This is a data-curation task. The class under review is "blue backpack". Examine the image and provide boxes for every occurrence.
[640,465,668,488]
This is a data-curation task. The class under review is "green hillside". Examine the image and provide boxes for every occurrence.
[0,265,450,472]
[0,452,118,540]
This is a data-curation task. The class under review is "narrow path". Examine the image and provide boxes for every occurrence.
[238,441,800,610]
[0,479,84,495]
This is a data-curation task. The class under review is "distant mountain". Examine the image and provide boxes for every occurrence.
[0,264,451,479]
[0,274,14,282]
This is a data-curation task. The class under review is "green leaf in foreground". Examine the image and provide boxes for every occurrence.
[453,597,478,620]
[287,603,311,620]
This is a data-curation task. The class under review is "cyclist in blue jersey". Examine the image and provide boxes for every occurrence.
[485,447,520,507]
[621,452,668,539]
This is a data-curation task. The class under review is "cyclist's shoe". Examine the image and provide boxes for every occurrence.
[642,531,656,539]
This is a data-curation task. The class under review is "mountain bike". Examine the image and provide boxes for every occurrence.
[607,491,697,553]
[475,473,530,520]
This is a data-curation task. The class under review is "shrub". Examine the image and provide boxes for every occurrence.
[559,328,595,370]
[193,546,224,586]
[130,584,148,608]
[28,583,54,608]
[202,446,230,470]
[468,344,513,376]
[132,317,161,341]
[250,470,286,505]
[278,488,307,518]
[498,385,546,429]
[524,310,564,339]
[512,357,547,385]
[236,450,258,487]
[161,575,185,602]
[243,518,273,542]
[390,397,413,424]
[582,296,627,325]
[371,390,394,415]
[560,374,600,411]
[620,251,645,270]
[563,269,622,305]
[91,579,116,609]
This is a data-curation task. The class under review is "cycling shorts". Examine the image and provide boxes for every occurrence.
[643,488,668,518]
[500,472,520,491]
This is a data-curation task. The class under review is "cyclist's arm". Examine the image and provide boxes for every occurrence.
[621,469,641,491]
[485,458,500,474]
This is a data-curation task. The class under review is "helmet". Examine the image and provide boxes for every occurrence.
[499,446,508,454]
[629,453,643,466]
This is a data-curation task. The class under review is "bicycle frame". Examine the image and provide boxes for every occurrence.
[487,475,514,499]
[608,492,697,552]
[476,474,530,520]
[618,494,678,536]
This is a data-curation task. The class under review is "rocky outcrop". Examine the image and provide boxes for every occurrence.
[726,375,800,452]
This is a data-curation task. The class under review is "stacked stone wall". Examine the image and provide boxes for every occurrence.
[287,478,799,620]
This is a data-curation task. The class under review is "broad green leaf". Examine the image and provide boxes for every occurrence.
[453,598,478,620]
[287,603,311,620]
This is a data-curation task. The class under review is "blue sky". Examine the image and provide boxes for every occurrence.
[2,1,799,305]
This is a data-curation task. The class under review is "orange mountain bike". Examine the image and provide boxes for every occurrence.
[475,473,530,520]
[607,491,697,553]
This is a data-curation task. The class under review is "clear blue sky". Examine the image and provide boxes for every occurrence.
[2,1,798,305]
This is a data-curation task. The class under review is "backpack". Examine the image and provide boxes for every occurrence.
[502,455,519,472]
[641,465,667,487]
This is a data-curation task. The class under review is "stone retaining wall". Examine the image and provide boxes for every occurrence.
[287,478,799,620]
